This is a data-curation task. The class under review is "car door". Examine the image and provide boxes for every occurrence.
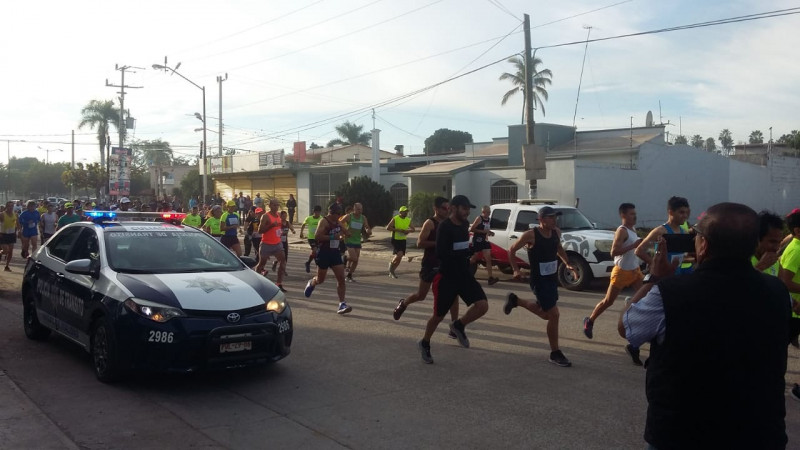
[59,228,100,349]
[32,226,84,335]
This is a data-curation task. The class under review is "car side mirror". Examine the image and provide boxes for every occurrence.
[239,256,258,269]
[65,258,100,278]
[591,222,597,229]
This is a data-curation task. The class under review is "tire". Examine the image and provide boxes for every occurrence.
[497,263,514,275]
[23,291,50,340]
[558,254,592,291]
[91,318,121,383]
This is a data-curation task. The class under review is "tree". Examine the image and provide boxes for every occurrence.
[333,176,394,225]
[690,135,704,149]
[408,191,439,227]
[309,142,322,150]
[778,130,800,149]
[179,169,201,200]
[718,129,734,155]
[78,99,121,171]
[674,135,688,145]
[424,128,473,155]
[130,139,174,172]
[748,130,764,144]
[499,55,553,123]
[705,137,716,152]
[326,121,371,147]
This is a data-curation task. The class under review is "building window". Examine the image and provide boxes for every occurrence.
[390,183,408,210]
[491,179,517,205]
[310,172,348,214]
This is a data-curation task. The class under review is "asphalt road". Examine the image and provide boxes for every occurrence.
[0,237,798,449]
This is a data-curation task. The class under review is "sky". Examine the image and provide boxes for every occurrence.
[1,0,798,166]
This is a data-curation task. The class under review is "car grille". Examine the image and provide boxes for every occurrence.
[183,304,266,319]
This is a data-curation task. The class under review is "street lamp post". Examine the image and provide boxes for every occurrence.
[152,59,207,204]
[37,147,63,197]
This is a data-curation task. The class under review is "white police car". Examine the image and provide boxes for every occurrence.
[22,211,292,382]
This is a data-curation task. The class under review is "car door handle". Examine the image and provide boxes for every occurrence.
[510,235,518,239]
[34,260,42,266]
[55,272,65,278]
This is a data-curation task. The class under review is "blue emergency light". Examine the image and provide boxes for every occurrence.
[86,211,117,223]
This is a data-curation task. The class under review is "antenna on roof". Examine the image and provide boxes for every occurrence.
[646,111,654,127]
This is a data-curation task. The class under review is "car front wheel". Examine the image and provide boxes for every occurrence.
[91,318,121,383]
[23,291,50,340]
[558,254,592,291]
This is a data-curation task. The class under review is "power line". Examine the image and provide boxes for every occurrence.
[485,0,521,22]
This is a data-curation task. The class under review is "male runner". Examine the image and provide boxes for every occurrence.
[340,202,371,282]
[182,206,202,229]
[394,196,458,327]
[417,195,489,364]
[220,200,242,256]
[387,206,415,278]
[300,205,323,273]
[469,205,498,285]
[778,210,800,400]
[256,198,287,292]
[18,200,41,259]
[583,203,644,340]
[635,196,692,274]
[304,203,351,314]
[504,206,576,367]
[271,210,294,274]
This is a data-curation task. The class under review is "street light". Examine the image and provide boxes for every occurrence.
[37,146,64,165]
[152,58,208,204]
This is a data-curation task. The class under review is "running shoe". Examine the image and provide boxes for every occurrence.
[304,280,315,298]
[447,330,457,339]
[449,321,470,348]
[488,277,499,286]
[389,271,398,279]
[346,273,354,282]
[549,350,572,367]
[625,344,643,366]
[393,299,407,320]
[418,340,433,364]
[277,284,287,293]
[791,384,800,402]
[337,302,352,315]
[583,317,594,339]
[21,250,28,259]
[504,292,518,315]
[305,260,311,273]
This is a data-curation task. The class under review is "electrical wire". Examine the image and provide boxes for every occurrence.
[486,0,522,22]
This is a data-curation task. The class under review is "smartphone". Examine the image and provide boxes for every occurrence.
[663,233,695,254]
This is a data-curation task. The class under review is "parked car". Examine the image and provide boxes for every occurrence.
[21,213,292,382]
[480,200,616,291]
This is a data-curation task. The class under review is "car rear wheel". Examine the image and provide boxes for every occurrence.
[558,254,592,291]
[91,318,121,383]
[23,291,50,340]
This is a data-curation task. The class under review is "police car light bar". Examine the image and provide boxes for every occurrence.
[161,213,187,220]
[85,211,117,223]
[91,211,187,224]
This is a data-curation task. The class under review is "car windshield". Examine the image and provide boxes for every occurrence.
[105,230,244,273]
[555,208,595,231]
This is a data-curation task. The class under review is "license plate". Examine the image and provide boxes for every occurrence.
[219,341,252,353]
[278,320,291,334]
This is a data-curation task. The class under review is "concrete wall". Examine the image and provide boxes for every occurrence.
[538,159,576,204]
[468,167,527,208]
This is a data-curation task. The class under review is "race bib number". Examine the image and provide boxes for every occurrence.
[281,234,287,242]
[539,260,557,276]
[350,221,363,230]
[275,228,282,237]
[27,221,36,228]
[229,217,239,226]
[453,241,469,251]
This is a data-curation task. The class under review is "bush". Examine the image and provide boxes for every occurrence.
[408,191,439,226]
[334,176,394,226]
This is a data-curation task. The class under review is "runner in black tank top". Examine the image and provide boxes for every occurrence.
[469,205,499,285]
[393,198,459,323]
[503,206,576,367]
[304,204,352,315]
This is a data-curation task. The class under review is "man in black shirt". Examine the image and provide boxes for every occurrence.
[417,195,488,364]
[504,206,576,367]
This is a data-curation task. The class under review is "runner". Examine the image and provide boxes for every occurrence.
[272,210,294,275]
[300,205,323,274]
[583,203,644,345]
[250,208,264,258]
[39,203,57,242]
[778,210,800,358]
[18,200,41,259]
[417,195,489,364]
[394,196,459,329]
[0,201,17,272]
[340,202,371,282]
[181,206,202,229]
[387,206,415,278]
[220,200,242,256]
[202,205,223,240]
[256,198,287,292]
[635,196,693,274]
[56,202,81,230]
[504,205,576,367]
[469,205,498,285]
[304,203,351,314]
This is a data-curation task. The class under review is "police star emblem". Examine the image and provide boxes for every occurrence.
[184,277,234,293]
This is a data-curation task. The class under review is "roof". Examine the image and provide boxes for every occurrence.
[549,128,664,154]
[472,142,509,157]
[402,160,482,176]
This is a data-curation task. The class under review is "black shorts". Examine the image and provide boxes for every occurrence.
[307,239,318,250]
[0,233,16,245]
[419,264,439,283]
[530,276,559,311]
[790,317,800,343]
[315,249,343,270]
[472,239,491,252]
[392,239,407,255]
[433,272,486,317]
[221,235,240,248]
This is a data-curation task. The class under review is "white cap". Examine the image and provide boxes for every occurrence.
[119,197,131,204]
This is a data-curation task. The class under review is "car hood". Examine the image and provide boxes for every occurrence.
[115,270,279,311]
[561,229,615,240]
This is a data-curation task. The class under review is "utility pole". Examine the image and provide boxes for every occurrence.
[106,64,142,204]
[217,73,228,156]
[70,130,75,201]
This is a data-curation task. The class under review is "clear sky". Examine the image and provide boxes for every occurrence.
[1,0,798,165]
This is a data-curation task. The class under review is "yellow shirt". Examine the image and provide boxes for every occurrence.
[182,214,202,228]
[392,215,411,241]
[1,212,17,233]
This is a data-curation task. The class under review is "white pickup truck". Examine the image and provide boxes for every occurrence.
[484,200,616,291]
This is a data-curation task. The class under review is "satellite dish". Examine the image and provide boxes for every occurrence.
[645,111,654,127]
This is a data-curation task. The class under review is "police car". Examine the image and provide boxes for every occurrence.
[21,211,292,382]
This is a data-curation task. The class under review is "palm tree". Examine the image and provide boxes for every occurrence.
[78,99,122,170]
[326,121,371,147]
[499,55,553,123]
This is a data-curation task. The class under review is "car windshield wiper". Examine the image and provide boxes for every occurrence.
[115,268,157,274]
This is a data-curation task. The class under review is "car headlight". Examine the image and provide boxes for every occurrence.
[266,289,287,314]
[124,298,186,323]
[594,240,613,253]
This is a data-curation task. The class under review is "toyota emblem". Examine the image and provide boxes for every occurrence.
[226,312,241,323]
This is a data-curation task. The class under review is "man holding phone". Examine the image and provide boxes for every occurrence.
[635,196,693,274]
